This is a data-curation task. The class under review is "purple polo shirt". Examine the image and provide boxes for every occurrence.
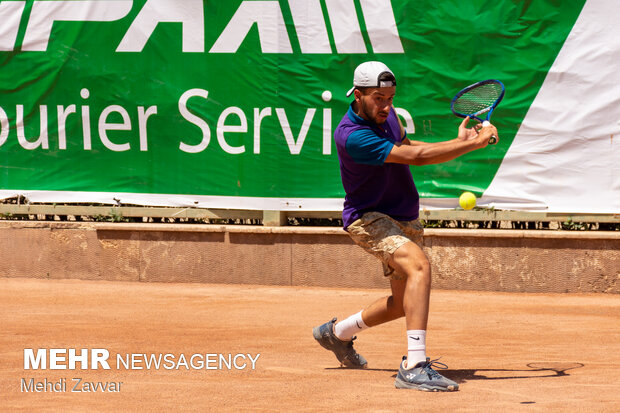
[334,104,419,229]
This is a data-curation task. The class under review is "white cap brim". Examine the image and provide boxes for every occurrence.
[346,86,356,97]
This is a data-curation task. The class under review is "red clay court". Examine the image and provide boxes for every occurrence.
[1,278,619,412]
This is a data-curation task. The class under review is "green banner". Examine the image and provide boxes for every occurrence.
[0,0,586,207]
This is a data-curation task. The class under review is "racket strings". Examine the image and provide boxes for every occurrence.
[453,83,503,115]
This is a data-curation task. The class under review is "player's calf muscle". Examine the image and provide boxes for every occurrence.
[386,296,406,320]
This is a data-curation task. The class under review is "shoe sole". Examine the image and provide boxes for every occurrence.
[394,377,458,392]
[312,326,368,369]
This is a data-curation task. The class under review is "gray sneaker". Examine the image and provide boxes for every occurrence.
[395,356,459,391]
[312,318,368,369]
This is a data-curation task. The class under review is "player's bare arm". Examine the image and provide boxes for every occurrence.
[396,115,485,147]
[385,117,498,165]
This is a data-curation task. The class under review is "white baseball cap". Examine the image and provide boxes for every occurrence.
[346,61,397,97]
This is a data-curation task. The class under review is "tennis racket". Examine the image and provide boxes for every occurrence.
[451,79,505,144]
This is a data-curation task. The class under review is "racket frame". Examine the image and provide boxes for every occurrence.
[450,79,505,144]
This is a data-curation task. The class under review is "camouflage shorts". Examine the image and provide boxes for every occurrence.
[346,211,424,280]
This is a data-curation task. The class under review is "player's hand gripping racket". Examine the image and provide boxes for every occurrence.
[451,79,505,144]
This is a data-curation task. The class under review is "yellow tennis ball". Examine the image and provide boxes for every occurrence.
[459,192,477,210]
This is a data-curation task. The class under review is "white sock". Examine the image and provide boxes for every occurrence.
[333,311,368,341]
[406,330,427,369]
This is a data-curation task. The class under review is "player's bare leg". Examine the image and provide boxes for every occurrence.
[358,281,405,326]
[316,241,430,368]
[386,242,431,331]
[385,241,458,391]
[360,242,429,329]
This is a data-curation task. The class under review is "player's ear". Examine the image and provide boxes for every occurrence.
[353,88,363,101]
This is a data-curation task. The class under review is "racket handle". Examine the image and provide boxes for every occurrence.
[482,121,497,145]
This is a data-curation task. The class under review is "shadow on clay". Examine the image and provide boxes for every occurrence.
[327,361,585,384]
[442,362,585,383]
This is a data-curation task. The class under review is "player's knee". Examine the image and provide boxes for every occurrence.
[392,242,431,283]
[414,258,431,275]
[403,255,430,278]
[404,259,431,290]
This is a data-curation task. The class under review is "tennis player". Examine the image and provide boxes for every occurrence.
[313,61,498,391]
